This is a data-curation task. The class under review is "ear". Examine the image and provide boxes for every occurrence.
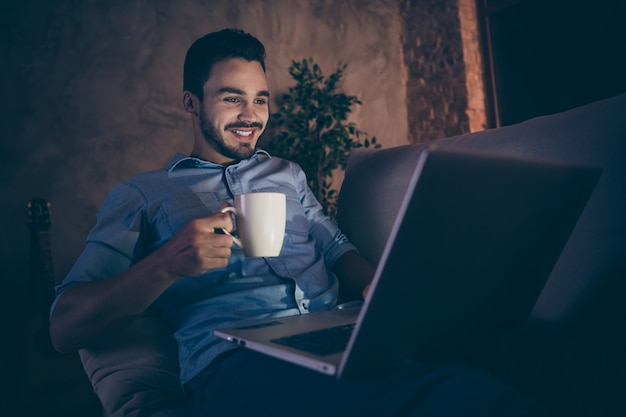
[183,91,198,114]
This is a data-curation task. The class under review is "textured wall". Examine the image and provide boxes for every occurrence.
[1,0,478,303]
[399,0,471,142]
[1,0,411,291]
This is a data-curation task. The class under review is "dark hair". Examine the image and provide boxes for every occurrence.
[183,28,266,100]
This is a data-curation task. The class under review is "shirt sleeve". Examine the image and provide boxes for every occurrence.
[51,181,148,315]
[291,162,357,268]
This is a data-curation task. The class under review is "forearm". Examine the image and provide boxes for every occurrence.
[49,252,177,353]
[332,250,376,301]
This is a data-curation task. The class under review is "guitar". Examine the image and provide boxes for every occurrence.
[27,198,56,311]
[21,199,102,413]
[17,198,102,416]
[26,198,57,355]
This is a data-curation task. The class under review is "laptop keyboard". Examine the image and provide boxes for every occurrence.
[271,323,356,356]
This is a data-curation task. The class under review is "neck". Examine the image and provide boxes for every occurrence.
[189,148,238,167]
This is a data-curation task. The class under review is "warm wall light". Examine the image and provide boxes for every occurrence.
[458,0,487,132]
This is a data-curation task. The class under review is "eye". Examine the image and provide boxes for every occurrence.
[254,98,268,105]
[224,97,241,103]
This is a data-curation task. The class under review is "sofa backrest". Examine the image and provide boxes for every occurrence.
[338,93,626,324]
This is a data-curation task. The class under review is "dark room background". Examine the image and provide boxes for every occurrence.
[1,0,624,414]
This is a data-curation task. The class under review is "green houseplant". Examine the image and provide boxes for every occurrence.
[266,58,379,220]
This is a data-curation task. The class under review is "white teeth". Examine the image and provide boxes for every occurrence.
[233,130,252,137]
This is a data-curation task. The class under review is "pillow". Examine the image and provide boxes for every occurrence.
[437,93,626,322]
[78,311,192,417]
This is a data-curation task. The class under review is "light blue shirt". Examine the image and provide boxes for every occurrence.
[53,150,356,383]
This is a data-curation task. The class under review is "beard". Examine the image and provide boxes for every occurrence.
[199,111,261,161]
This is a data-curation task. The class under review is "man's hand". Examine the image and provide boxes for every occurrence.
[332,251,376,302]
[362,283,372,299]
[153,210,236,279]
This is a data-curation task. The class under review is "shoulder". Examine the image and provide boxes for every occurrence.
[256,150,305,178]
[102,168,168,202]
[124,168,170,188]
[109,153,187,197]
[99,159,176,217]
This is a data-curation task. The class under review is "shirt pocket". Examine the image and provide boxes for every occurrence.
[268,187,310,244]
[285,195,311,244]
[157,191,222,237]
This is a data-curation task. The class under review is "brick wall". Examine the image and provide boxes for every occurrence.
[399,0,485,142]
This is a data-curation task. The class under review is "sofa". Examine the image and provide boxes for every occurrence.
[78,92,626,417]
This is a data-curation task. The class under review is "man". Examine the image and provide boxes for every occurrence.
[50,29,547,416]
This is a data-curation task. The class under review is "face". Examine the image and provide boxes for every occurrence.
[195,58,270,165]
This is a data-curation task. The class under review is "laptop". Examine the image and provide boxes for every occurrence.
[214,145,600,378]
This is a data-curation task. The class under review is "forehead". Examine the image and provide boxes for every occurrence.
[203,58,269,95]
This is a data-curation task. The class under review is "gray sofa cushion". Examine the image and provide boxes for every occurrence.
[78,311,192,417]
[439,93,626,323]
[338,92,626,323]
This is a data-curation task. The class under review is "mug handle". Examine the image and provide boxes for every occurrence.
[220,206,243,248]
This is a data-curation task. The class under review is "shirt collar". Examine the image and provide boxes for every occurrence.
[167,149,271,172]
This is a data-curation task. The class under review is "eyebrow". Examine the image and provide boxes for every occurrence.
[217,86,270,97]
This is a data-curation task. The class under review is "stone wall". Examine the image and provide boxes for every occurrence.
[1,0,477,295]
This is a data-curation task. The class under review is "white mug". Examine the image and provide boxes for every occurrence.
[220,192,286,257]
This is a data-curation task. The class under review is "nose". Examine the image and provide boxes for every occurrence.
[238,101,257,122]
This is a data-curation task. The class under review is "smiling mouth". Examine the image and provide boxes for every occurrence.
[226,121,263,142]
[229,129,256,142]
[232,129,253,137]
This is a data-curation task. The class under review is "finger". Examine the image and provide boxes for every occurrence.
[216,211,234,229]
[197,243,232,259]
[191,212,233,232]
[209,233,236,248]
[214,210,235,233]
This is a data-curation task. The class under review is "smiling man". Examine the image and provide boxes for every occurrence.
[49,29,548,417]
[185,57,270,164]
